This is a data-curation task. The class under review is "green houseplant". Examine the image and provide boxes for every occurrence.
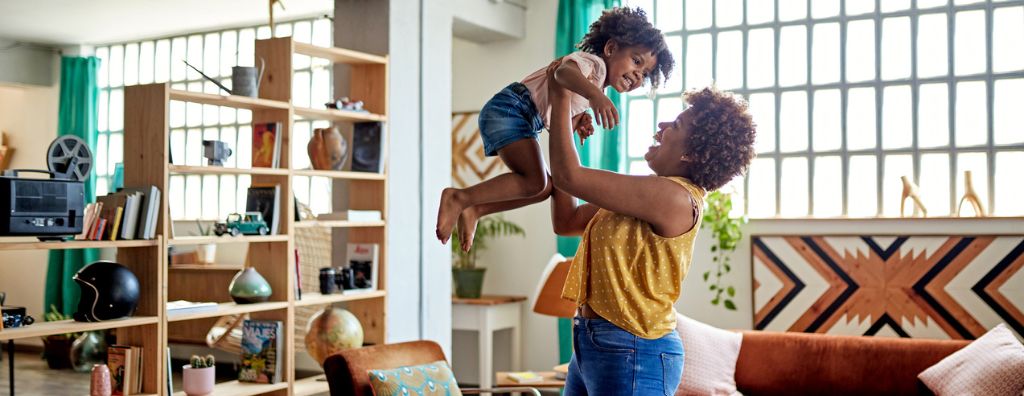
[451,215,525,298]
[700,190,747,311]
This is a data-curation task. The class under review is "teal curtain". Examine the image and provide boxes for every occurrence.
[45,56,101,317]
[554,0,622,364]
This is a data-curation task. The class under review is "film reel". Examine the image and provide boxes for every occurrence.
[46,135,93,181]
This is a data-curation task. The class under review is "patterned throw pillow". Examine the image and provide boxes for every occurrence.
[918,323,1024,396]
[675,312,744,396]
[368,360,463,396]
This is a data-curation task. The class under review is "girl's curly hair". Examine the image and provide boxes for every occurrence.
[683,87,757,191]
[577,7,674,90]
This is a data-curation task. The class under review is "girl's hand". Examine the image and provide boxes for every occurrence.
[573,113,595,144]
[588,94,619,130]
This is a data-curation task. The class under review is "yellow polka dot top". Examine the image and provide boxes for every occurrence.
[561,176,705,339]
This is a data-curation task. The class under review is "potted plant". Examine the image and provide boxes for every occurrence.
[41,304,77,369]
[195,220,217,264]
[700,190,747,311]
[451,215,525,298]
[182,354,216,396]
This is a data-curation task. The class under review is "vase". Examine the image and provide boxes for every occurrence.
[182,365,215,396]
[90,364,112,396]
[228,267,272,304]
[452,268,486,299]
[308,126,348,170]
[70,331,108,373]
[42,335,74,369]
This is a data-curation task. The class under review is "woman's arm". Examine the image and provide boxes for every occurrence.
[550,183,600,236]
[547,70,696,238]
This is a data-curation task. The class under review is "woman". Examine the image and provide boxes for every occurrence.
[546,67,756,396]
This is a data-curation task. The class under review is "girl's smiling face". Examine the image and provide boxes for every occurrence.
[602,41,658,93]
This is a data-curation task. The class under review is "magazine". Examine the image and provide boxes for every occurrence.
[239,320,283,384]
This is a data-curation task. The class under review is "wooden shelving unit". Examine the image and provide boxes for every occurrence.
[119,36,387,395]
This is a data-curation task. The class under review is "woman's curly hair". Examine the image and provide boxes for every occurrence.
[682,87,757,191]
[577,7,674,90]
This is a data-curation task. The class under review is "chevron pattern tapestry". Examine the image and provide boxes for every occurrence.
[452,112,507,188]
[752,235,1024,340]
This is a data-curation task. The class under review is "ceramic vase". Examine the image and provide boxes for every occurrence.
[71,331,108,373]
[90,363,112,396]
[228,267,272,304]
[182,365,215,396]
[308,126,348,170]
[452,268,486,299]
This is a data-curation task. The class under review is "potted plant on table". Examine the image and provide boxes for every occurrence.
[182,354,216,396]
[195,220,217,264]
[41,304,77,369]
[451,214,525,299]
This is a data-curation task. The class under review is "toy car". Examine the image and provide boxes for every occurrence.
[214,212,270,236]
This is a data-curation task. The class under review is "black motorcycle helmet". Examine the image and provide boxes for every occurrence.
[73,261,140,322]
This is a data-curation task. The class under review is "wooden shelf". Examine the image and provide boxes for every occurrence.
[0,317,159,341]
[172,380,289,396]
[293,375,329,396]
[0,238,159,251]
[167,301,290,322]
[294,290,386,308]
[168,235,289,246]
[294,42,387,64]
[169,164,289,176]
[169,263,244,271]
[293,220,385,229]
[292,168,386,180]
[294,106,387,123]
[168,89,290,111]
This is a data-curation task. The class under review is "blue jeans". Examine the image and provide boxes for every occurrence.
[565,316,685,396]
[477,82,544,156]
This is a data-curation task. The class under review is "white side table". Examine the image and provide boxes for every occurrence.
[452,295,526,390]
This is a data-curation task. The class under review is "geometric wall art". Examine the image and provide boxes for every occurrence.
[752,235,1024,340]
[452,112,507,188]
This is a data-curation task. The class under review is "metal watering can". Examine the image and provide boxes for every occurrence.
[183,57,265,98]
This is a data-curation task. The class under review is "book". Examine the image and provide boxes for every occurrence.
[166,300,218,314]
[246,184,281,235]
[239,320,283,384]
[507,371,544,384]
[96,193,128,240]
[166,347,173,395]
[131,346,144,394]
[252,122,282,168]
[76,202,101,240]
[107,345,132,395]
[294,249,302,300]
[351,121,384,173]
[346,243,379,291]
[109,206,124,241]
[121,186,160,239]
[119,192,141,240]
[92,218,107,241]
[316,210,382,222]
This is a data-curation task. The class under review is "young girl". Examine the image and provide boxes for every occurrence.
[437,7,674,251]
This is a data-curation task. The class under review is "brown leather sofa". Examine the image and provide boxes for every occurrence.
[725,330,970,396]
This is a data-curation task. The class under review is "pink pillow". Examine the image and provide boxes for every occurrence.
[674,312,743,396]
[918,323,1024,396]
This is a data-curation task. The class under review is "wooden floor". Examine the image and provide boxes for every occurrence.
[0,351,91,395]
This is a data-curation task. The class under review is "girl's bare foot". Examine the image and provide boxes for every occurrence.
[457,207,480,252]
[436,188,466,244]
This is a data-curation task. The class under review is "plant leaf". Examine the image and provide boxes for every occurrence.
[727,286,735,297]
[724,299,737,310]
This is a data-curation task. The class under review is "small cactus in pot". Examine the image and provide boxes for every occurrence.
[182,354,216,396]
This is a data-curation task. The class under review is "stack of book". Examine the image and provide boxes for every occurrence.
[79,186,161,241]
[107,345,144,395]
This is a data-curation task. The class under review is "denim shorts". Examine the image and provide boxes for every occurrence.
[478,82,544,157]
[565,316,685,396]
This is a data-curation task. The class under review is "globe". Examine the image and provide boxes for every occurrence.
[304,307,364,366]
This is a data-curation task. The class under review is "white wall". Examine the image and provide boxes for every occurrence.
[449,0,560,383]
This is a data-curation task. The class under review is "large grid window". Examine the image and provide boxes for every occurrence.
[95,18,335,220]
[623,0,1024,218]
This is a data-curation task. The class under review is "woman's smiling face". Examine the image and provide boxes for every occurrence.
[645,109,694,174]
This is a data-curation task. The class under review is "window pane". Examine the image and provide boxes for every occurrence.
[171,37,186,81]
[238,125,252,168]
[186,35,203,80]
[96,134,108,176]
[749,93,776,152]
[955,10,987,75]
[139,41,154,84]
[779,0,807,22]
[220,106,235,125]
[881,17,911,80]
[748,158,777,217]
[846,88,877,150]
[813,156,843,216]
[658,0,683,31]
[657,97,684,127]
[186,128,203,166]
[109,89,124,131]
[846,20,875,82]
[169,176,185,219]
[96,47,109,88]
[812,23,840,84]
[170,101,185,128]
[220,31,237,76]
[780,91,808,152]
[780,157,809,216]
[293,21,312,44]
[124,43,138,86]
[313,19,332,47]
[882,85,912,149]
[109,45,124,87]
[955,81,987,147]
[748,28,775,88]
[629,161,654,175]
[881,0,910,12]
[883,155,914,216]
[918,0,947,8]
[185,175,201,219]
[993,7,1024,73]
[155,39,170,83]
[994,79,1024,145]
[186,102,201,127]
[846,0,874,16]
[812,0,839,19]
[238,29,256,67]
[219,176,237,220]
[202,175,218,219]
[628,99,654,157]
[917,14,948,78]
[919,153,951,216]
[847,155,878,217]
[312,67,331,110]
[686,34,713,89]
[716,31,744,89]
[918,83,950,147]
[98,90,109,132]
[716,0,743,27]
[747,0,774,24]
[170,129,185,166]
[813,89,842,151]
[292,122,311,170]
[779,26,807,87]
[656,35,683,94]
[293,71,311,108]
[723,177,746,218]
[220,127,237,168]
[956,153,989,216]
[994,151,1024,215]
[954,0,984,5]
[686,0,712,30]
